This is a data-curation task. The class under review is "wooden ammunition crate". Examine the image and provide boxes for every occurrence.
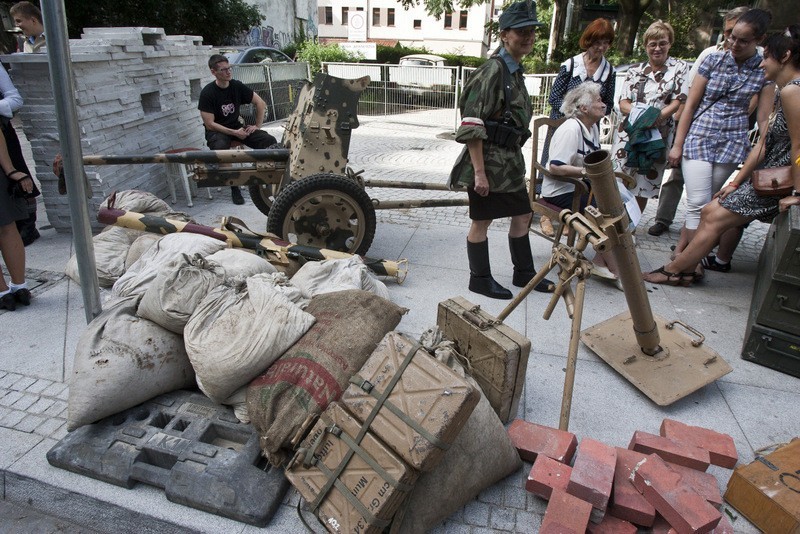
[341,331,479,472]
[724,440,800,534]
[286,402,417,534]
[437,297,530,423]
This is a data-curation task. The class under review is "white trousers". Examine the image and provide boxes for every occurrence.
[681,158,739,229]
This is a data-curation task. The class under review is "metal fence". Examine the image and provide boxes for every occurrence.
[231,62,311,124]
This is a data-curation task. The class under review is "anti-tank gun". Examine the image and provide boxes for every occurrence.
[83,72,468,256]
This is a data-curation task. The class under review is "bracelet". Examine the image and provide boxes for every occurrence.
[728,183,739,189]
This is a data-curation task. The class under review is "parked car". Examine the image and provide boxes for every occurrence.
[220,46,293,64]
[392,54,451,94]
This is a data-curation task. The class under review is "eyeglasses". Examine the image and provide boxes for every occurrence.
[727,35,754,47]
[646,40,670,50]
[215,67,232,73]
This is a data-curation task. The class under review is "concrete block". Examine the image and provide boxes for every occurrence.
[629,430,711,471]
[586,514,637,534]
[630,454,721,534]
[525,454,572,499]
[566,438,616,519]
[540,489,592,534]
[660,419,738,469]
[609,448,656,526]
[507,419,577,463]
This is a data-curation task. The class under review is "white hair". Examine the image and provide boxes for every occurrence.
[559,83,601,118]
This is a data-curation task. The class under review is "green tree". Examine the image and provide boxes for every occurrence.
[42,0,264,45]
[295,41,361,75]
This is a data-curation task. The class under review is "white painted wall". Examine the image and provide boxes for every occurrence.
[318,0,494,57]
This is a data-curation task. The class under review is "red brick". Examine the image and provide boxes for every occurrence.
[631,454,721,534]
[609,448,656,527]
[653,513,733,534]
[507,419,577,463]
[586,514,638,534]
[525,454,572,499]
[566,438,616,517]
[660,419,738,469]
[629,430,711,471]
[652,515,678,534]
[540,489,592,534]
[665,461,723,508]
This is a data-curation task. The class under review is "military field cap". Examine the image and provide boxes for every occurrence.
[499,1,545,30]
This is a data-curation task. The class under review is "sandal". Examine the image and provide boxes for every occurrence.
[642,266,695,287]
[539,215,555,237]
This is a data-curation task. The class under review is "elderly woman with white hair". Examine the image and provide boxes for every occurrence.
[542,83,621,286]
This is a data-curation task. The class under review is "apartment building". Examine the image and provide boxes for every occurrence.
[316,0,497,57]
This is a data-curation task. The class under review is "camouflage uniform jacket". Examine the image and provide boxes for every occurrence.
[452,48,532,193]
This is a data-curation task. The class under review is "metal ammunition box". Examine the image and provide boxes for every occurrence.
[750,226,800,337]
[286,402,417,534]
[771,205,800,286]
[341,331,479,472]
[742,321,800,379]
[436,296,531,424]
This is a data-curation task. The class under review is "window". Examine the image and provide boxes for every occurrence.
[444,12,452,29]
[387,8,395,27]
[319,6,333,25]
[413,19,421,29]
[459,10,468,30]
[342,7,348,25]
[356,6,363,10]
[373,7,381,26]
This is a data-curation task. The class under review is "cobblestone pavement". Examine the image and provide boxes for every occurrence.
[0,372,68,442]
[344,110,770,264]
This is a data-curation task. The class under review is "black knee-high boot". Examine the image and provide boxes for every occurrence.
[467,239,512,300]
[508,235,555,293]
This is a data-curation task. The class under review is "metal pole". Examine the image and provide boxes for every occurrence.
[41,0,102,322]
[584,150,661,354]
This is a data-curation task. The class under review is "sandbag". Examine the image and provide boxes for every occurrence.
[247,290,407,466]
[67,295,196,431]
[184,276,315,404]
[137,253,226,334]
[125,233,161,270]
[112,233,227,298]
[251,272,307,308]
[205,248,276,280]
[65,226,144,287]
[391,336,523,533]
[222,387,250,424]
[100,189,170,215]
[290,257,390,300]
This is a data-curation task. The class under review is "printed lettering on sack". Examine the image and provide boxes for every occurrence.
[250,356,342,407]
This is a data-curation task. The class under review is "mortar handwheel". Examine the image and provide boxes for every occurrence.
[267,173,376,255]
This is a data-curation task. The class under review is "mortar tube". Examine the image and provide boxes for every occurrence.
[583,150,661,355]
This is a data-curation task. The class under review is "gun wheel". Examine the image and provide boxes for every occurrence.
[267,173,376,255]
[248,184,276,216]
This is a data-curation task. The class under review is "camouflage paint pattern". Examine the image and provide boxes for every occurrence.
[452,57,532,193]
[96,196,404,280]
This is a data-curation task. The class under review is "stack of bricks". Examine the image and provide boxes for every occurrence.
[508,418,739,533]
[1,28,211,231]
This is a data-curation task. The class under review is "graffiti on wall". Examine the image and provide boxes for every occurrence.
[240,25,292,49]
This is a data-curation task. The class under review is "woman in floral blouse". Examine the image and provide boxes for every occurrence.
[611,20,689,212]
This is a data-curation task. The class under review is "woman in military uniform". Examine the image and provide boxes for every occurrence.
[451,0,554,299]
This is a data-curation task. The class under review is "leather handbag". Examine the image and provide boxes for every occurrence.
[751,165,793,197]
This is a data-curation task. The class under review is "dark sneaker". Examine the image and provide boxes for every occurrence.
[0,293,16,311]
[231,187,245,205]
[12,288,31,306]
[647,222,669,236]
[701,255,731,273]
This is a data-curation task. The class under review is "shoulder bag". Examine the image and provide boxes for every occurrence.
[751,110,793,197]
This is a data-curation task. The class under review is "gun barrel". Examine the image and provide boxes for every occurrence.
[96,205,405,281]
[83,148,291,166]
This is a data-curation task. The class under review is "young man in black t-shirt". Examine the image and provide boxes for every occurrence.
[198,54,277,204]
